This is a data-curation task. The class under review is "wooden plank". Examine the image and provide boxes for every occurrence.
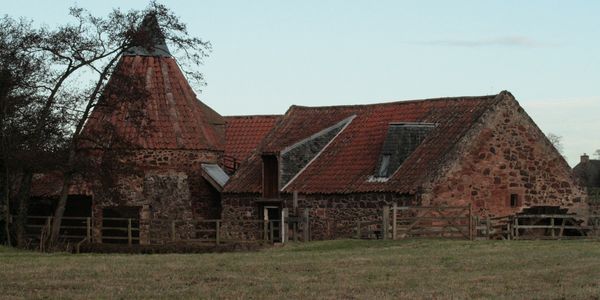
[469,203,473,241]
[127,219,132,246]
[516,214,580,219]
[101,237,140,241]
[392,203,397,240]
[382,206,389,240]
[216,220,220,245]
[395,206,470,210]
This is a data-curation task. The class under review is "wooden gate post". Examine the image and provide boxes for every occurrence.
[263,220,268,242]
[282,208,289,243]
[382,206,389,240]
[468,203,473,241]
[303,208,310,242]
[215,220,220,245]
[127,218,132,246]
[86,217,91,240]
[514,217,519,240]
[392,203,397,240]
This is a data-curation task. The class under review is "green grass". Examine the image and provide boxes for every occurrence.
[2,239,600,299]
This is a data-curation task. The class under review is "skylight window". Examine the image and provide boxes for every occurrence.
[373,122,436,178]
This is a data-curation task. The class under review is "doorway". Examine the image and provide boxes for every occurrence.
[262,205,281,242]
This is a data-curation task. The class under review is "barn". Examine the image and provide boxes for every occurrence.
[221,92,588,240]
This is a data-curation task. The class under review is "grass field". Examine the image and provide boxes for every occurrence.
[2,239,600,299]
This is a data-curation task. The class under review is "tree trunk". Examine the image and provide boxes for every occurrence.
[48,173,72,248]
[15,171,32,247]
[48,149,75,247]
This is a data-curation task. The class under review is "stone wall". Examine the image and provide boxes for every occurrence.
[221,192,414,241]
[89,149,222,244]
[425,96,588,218]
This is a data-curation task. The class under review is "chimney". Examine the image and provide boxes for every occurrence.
[581,153,590,164]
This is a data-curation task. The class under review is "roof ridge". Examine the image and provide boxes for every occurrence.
[224,114,282,118]
[288,93,502,110]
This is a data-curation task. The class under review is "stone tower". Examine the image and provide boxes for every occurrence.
[79,13,226,244]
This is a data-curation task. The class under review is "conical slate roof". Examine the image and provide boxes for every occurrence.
[80,14,224,151]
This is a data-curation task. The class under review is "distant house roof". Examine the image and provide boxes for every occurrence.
[573,158,600,188]
[224,92,508,194]
[224,115,281,161]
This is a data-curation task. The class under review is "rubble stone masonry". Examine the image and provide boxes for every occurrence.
[426,97,588,218]
[90,149,221,244]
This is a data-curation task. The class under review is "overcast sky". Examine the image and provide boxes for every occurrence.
[3,0,599,166]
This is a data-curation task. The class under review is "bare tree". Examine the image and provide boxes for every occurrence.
[546,133,564,155]
[594,149,600,160]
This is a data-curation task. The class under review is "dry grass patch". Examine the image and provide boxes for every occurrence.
[2,239,600,299]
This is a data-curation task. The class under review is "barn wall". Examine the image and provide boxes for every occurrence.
[425,96,588,218]
[89,149,222,244]
[221,192,413,241]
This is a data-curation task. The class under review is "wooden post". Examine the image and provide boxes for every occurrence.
[215,220,220,245]
[486,217,491,239]
[468,203,473,241]
[392,203,397,240]
[382,206,389,240]
[513,216,519,240]
[86,217,91,240]
[171,220,176,242]
[127,218,132,246]
[269,221,274,242]
[303,208,310,242]
[263,220,268,242]
[356,221,361,239]
[551,217,555,238]
[282,208,289,243]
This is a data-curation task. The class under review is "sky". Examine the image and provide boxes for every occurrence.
[3,0,599,166]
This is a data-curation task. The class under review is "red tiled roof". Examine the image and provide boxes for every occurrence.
[80,55,225,151]
[224,115,281,161]
[224,92,508,194]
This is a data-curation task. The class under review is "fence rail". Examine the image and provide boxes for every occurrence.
[19,216,140,246]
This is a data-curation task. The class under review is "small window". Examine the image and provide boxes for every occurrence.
[510,194,519,207]
[378,155,391,177]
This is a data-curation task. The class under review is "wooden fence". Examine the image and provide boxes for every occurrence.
[21,216,140,246]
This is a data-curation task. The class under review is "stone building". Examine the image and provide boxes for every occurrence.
[573,154,600,189]
[29,14,279,245]
[222,91,588,240]
[28,15,588,245]
[573,153,600,211]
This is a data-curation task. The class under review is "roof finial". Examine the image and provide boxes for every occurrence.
[124,11,171,57]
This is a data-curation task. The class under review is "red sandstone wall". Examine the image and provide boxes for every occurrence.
[89,149,222,244]
[426,96,588,218]
[221,192,413,241]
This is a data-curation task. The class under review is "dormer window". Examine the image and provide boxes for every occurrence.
[374,122,436,178]
[262,154,279,199]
